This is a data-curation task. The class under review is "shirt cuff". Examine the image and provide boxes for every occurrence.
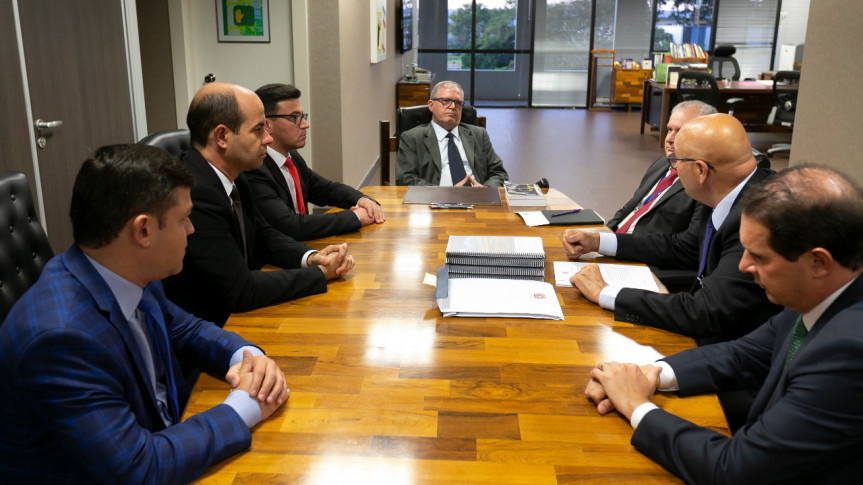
[598,285,621,310]
[301,250,318,268]
[229,345,264,366]
[597,232,618,257]
[223,389,263,429]
[655,360,679,391]
[630,402,659,430]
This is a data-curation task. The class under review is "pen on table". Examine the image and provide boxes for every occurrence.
[551,209,582,217]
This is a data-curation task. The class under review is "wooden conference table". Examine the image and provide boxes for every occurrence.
[185,186,728,484]
[641,78,779,145]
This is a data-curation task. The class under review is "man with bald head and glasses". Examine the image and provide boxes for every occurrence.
[396,80,508,187]
[562,113,781,347]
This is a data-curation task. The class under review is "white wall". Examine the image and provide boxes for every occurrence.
[169,0,294,127]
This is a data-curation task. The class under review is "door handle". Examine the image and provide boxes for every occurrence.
[34,119,63,132]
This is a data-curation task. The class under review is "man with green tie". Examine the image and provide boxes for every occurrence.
[584,165,863,483]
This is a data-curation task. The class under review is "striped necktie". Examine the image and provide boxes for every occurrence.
[784,315,808,370]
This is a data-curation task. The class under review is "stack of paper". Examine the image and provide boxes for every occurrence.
[437,276,563,320]
[553,261,660,292]
[446,235,545,281]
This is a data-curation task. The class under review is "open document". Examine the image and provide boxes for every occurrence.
[553,261,660,292]
[436,274,564,320]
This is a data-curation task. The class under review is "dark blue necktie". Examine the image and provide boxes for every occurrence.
[139,294,180,423]
[696,214,716,278]
[446,132,471,187]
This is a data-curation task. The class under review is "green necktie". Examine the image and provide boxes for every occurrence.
[784,315,808,370]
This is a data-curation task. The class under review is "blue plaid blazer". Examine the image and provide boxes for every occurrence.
[0,245,254,484]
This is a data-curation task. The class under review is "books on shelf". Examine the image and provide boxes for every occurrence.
[445,234,545,279]
[504,182,546,207]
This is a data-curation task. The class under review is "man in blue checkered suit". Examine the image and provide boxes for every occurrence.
[0,144,288,483]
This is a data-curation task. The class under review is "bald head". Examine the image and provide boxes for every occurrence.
[674,113,753,169]
[187,82,259,148]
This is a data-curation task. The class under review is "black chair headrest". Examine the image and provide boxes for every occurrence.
[395,105,479,138]
[138,129,191,158]
[713,45,736,57]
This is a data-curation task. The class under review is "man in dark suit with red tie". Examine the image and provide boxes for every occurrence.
[0,144,288,483]
[162,82,355,327]
[584,165,863,483]
[606,100,716,236]
[246,83,385,241]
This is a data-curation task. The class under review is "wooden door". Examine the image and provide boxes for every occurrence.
[14,0,135,251]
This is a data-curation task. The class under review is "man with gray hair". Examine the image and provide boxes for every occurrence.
[396,80,508,187]
[607,100,717,235]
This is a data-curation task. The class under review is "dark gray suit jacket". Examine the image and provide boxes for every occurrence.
[395,123,508,187]
[633,275,863,484]
[606,156,699,235]
[246,152,366,241]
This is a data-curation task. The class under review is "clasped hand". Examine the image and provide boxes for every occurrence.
[585,362,661,420]
[309,242,355,279]
[351,198,386,225]
[562,229,599,259]
[225,349,289,420]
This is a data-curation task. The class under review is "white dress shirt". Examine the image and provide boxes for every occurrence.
[431,121,475,186]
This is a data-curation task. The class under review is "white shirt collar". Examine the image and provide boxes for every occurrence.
[802,278,856,330]
[267,146,288,165]
[431,120,459,143]
[711,167,757,230]
[207,162,235,199]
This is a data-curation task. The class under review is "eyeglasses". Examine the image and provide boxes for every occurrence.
[667,157,715,170]
[432,97,464,109]
[266,112,309,126]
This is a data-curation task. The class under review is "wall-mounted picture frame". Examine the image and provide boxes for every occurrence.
[217,0,270,43]
[370,0,387,63]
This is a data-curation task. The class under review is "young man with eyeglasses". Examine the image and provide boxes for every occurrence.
[245,83,385,241]
[395,80,508,187]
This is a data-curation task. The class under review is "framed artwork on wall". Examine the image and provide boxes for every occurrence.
[370,0,387,63]
[217,0,270,43]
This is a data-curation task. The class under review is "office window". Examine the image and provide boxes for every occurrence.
[653,0,715,53]
[715,0,779,79]
[532,0,595,107]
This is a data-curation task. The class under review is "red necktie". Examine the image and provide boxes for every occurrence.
[616,168,678,234]
[283,155,306,214]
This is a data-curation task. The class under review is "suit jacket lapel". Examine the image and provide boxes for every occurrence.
[459,125,477,174]
[187,150,248,261]
[264,154,294,210]
[749,275,863,422]
[63,246,163,416]
[424,124,442,176]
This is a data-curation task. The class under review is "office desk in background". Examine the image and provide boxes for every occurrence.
[184,186,728,484]
[641,79,780,146]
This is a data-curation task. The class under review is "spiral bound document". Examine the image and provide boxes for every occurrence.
[447,264,545,281]
[445,235,545,259]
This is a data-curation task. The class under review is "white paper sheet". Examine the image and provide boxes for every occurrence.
[553,261,660,292]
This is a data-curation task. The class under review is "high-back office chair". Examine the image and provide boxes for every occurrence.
[138,129,191,157]
[379,105,485,186]
[676,70,720,110]
[708,45,741,82]
[767,70,801,157]
[0,172,54,323]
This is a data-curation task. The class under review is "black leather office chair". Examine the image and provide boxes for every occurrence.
[676,70,720,110]
[0,172,54,323]
[708,45,741,81]
[138,129,191,157]
[379,105,485,186]
[767,71,800,157]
